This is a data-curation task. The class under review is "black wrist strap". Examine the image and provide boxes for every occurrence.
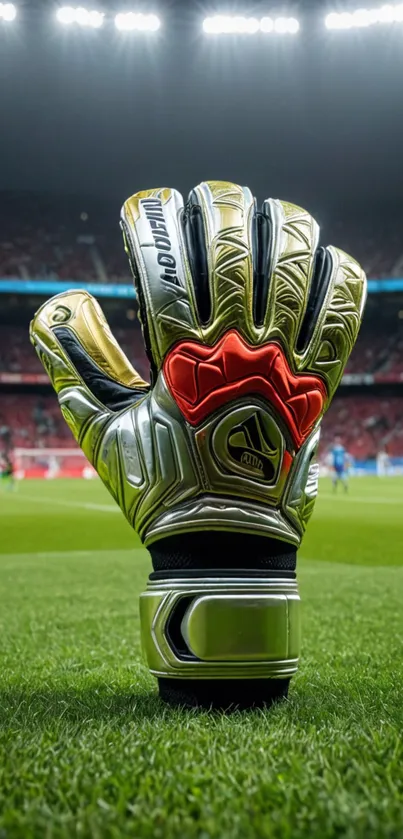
[149,532,296,573]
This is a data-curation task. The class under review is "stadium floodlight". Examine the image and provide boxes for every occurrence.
[260,16,273,32]
[325,4,403,29]
[274,16,300,33]
[114,12,160,31]
[286,17,300,33]
[56,6,104,28]
[244,17,260,33]
[57,6,76,23]
[203,14,300,34]
[0,3,17,21]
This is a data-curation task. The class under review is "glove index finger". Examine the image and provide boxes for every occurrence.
[121,187,200,371]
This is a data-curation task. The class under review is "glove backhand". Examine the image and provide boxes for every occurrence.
[30,181,366,707]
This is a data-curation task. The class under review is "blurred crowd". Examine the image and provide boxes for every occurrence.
[1,391,401,461]
[320,395,403,459]
[1,192,403,462]
[344,324,403,378]
[330,215,403,280]
[2,320,403,381]
[1,320,403,460]
[0,226,129,284]
[0,394,74,451]
[1,192,403,282]
[0,192,129,283]
[0,325,149,380]
[1,316,403,459]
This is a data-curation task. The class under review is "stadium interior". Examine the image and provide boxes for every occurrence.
[1,192,403,467]
[1,2,403,837]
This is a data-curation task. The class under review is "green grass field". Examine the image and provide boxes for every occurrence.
[0,477,402,838]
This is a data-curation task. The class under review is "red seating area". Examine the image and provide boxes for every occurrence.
[1,192,403,283]
[344,334,386,375]
[1,319,403,381]
[320,395,403,459]
[0,193,130,283]
[0,226,130,284]
[0,325,149,380]
[331,216,403,279]
[0,394,75,450]
[0,198,402,466]
[0,327,42,373]
[344,322,403,377]
[1,390,402,459]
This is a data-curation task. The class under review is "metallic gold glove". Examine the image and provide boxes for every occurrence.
[30,181,366,708]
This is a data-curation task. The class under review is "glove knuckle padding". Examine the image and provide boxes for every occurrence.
[30,181,366,704]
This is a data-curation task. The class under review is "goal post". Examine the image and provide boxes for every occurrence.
[13,448,96,479]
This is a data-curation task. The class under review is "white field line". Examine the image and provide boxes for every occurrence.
[3,492,119,513]
[0,548,144,560]
[4,490,401,512]
[17,491,399,511]
[319,493,402,505]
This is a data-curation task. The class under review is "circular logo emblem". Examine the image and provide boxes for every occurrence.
[211,405,284,485]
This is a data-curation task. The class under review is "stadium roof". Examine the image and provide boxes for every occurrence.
[1,1,403,209]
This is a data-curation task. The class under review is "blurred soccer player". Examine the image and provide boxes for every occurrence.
[330,436,350,493]
[0,451,15,491]
[376,449,390,477]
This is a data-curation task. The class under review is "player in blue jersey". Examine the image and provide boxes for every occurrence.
[330,437,351,493]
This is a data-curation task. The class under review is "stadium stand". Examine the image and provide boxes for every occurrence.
[1,193,403,465]
[1,317,403,381]
[344,323,403,377]
[0,192,130,283]
[320,395,403,459]
[0,393,74,449]
[1,314,402,461]
[0,325,149,380]
[1,192,403,283]
[1,389,402,461]
[331,215,403,279]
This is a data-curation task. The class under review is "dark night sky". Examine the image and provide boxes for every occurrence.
[1,0,403,214]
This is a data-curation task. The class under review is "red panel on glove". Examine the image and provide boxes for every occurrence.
[164,330,327,449]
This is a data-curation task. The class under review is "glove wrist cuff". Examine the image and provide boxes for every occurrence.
[140,571,301,689]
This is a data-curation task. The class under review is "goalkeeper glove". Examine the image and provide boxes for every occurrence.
[30,181,366,708]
